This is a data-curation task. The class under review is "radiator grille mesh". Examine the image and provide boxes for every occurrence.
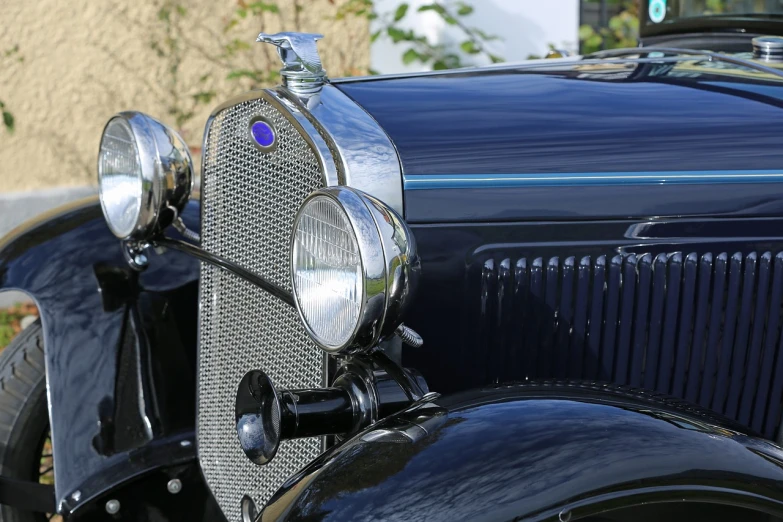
[198,96,325,521]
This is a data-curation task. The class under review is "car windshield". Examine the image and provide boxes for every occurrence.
[646,0,783,26]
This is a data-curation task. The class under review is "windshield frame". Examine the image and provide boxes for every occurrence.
[640,1,783,39]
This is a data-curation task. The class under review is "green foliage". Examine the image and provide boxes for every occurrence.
[703,0,742,13]
[526,43,557,60]
[0,326,15,350]
[0,101,13,134]
[150,2,196,128]
[192,91,217,104]
[236,1,279,18]
[1,46,22,134]
[3,45,22,62]
[146,0,283,129]
[142,0,495,131]
[394,3,409,21]
[334,0,374,20]
[338,0,503,72]
[579,0,639,54]
[0,303,38,350]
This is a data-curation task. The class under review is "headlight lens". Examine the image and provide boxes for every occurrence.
[292,196,363,350]
[291,187,420,354]
[97,111,193,240]
[98,118,143,239]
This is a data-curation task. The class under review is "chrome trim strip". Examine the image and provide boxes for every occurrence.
[404,170,783,190]
[274,85,404,215]
[156,237,295,307]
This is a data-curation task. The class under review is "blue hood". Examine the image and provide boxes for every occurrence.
[335,58,783,177]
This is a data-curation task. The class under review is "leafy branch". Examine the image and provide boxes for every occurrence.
[337,1,502,71]
[111,0,496,133]
[579,0,639,54]
[101,0,278,133]
[0,101,13,135]
[1,45,23,134]
[183,1,283,86]
[150,3,218,129]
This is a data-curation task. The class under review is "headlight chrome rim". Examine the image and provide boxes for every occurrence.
[291,187,420,354]
[97,111,194,240]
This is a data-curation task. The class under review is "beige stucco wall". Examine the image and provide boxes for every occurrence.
[0,0,369,193]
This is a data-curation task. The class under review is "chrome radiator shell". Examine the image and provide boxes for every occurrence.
[198,90,336,521]
[197,85,401,521]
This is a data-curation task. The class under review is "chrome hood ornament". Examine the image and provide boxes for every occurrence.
[257,32,326,95]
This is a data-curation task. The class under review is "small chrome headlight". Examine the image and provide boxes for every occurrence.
[98,111,193,240]
[291,187,420,354]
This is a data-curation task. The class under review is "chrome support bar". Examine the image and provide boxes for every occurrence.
[153,237,294,307]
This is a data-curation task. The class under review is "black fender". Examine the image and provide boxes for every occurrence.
[0,197,203,515]
[262,382,783,522]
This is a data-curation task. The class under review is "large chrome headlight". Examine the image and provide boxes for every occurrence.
[291,187,420,354]
[97,111,193,240]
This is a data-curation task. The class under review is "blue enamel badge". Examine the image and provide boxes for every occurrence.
[250,119,276,150]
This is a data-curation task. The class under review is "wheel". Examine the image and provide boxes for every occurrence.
[0,319,55,521]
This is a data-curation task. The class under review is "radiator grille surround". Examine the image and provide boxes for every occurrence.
[198,94,328,520]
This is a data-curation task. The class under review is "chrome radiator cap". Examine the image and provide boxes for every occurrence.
[753,36,783,62]
[257,32,327,95]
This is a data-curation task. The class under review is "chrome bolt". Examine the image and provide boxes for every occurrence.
[122,241,150,272]
[180,439,192,447]
[105,499,120,514]
[70,490,81,503]
[167,478,182,494]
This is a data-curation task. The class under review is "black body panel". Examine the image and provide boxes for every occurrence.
[403,217,783,440]
[262,383,783,522]
[332,58,783,440]
[70,461,223,521]
[0,198,204,515]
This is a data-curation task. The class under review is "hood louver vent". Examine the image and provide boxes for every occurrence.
[477,251,783,439]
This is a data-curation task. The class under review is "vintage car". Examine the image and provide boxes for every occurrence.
[6,1,783,521]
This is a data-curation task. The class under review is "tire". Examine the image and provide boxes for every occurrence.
[0,319,50,522]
